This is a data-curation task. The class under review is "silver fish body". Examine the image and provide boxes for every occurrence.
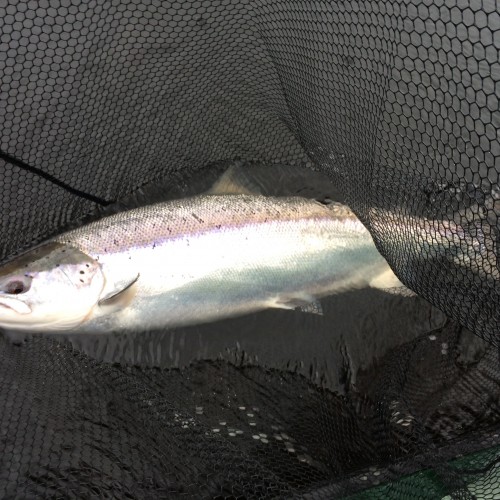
[0,194,400,333]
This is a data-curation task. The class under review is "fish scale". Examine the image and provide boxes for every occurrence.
[0,194,402,333]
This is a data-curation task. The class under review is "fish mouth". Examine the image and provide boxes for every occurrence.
[0,296,32,315]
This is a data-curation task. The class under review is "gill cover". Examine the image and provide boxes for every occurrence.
[0,242,105,332]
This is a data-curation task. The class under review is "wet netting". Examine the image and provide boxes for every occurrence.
[0,1,499,498]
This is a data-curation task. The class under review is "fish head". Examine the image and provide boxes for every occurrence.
[0,243,105,332]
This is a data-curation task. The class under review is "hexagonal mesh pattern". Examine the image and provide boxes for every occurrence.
[1,0,498,340]
[0,322,500,498]
[0,0,499,498]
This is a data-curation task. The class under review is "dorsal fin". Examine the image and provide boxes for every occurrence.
[207,165,265,195]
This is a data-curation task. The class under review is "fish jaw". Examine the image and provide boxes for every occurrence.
[0,295,32,315]
[0,243,105,332]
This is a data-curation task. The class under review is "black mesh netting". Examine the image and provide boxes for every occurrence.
[0,0,499,498]
[1,322,500,498]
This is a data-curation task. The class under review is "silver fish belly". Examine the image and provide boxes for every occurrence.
[53,194,395,332]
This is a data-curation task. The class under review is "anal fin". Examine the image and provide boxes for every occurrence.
[369,266,404,289]
[267,294,324,316]
[297,301,324,315]
[369,267,416,297]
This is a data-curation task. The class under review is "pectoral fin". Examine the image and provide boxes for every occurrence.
[99,274,140,307]
[267,294,324,315]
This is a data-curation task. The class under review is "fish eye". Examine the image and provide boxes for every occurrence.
[4,278,31,295]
